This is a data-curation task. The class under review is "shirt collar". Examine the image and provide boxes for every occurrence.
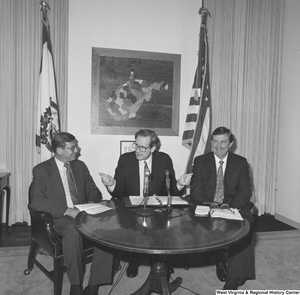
[139,154,153,171]
[54,156,66,171]
[214,152,229,167]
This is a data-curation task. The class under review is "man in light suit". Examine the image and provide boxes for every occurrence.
[190,126,255,290]
[100,129,192,278]
[30,132,113,295]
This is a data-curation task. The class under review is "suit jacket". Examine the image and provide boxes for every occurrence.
[29,157,102,219]
[109,151,180,198]
[190,151,253,223]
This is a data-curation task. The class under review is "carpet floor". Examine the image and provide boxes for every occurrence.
[0,230,299,294]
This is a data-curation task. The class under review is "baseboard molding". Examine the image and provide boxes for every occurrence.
[275,213,300,230]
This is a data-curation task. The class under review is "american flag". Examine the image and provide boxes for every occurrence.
[182,8,211,173]
[36,3,60,162]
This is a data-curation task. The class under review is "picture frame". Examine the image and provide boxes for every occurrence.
[91,47,181,136]
[120,140,135,155]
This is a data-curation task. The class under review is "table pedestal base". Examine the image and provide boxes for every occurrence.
[131,258,182,295]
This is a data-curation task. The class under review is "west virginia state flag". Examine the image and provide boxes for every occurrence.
[36,14,60,162]
[182,8,211,173]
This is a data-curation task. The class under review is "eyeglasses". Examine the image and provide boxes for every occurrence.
[132,142,151,153]
[209,203,234,215]
[64,144,80,152]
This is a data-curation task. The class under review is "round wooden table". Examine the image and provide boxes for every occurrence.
[75,199,250,295]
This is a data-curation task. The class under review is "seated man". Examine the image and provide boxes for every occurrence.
[30,132,113,295]
[190,126,255,290]
[100,129,192,278]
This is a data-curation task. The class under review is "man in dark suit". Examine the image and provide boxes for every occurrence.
[190,126,255,290]
[30,132,113,295]
[100,129,192,278]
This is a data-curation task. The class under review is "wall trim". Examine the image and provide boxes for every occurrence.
[275,213,300,230]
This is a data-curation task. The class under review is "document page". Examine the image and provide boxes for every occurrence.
[195,205,210,216]
[75,203,112,215]
[210,208,244,220]
[155,196,190,205]
[129,196,190,206]
[129,196,160,206]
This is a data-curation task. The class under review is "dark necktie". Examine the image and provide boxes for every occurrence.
[64,162,79,205]
[214,161,224,203]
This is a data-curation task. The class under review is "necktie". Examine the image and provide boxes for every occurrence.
[144,161,149,173]
[214,161,224,203]
[64,163,79,205]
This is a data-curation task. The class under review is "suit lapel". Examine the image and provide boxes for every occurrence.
[70,160,91,203]
[131,157,140,194]
[207,152,217,197]
[49,157,67,202]
[125,154,140,195]
[224,152,235,195]
[150,153,160,195]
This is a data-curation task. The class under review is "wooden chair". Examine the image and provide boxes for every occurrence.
[24,204,94,295]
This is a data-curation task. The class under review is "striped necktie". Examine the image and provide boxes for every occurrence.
[214,161,224,203]
[64,162,79,205]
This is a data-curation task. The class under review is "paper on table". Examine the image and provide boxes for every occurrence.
[210,208,244,220]
[195,205,210,216]
[129,196,189,206]
[75,203,112,215]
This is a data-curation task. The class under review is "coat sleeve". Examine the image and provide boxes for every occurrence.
[190,156,206,201]
[29,165,68,218]
[167,156,181,196]
[224,157,252,210]
[109,154,131,198]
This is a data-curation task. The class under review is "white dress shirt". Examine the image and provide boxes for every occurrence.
[54,157,74,208]
[213,153,228,176]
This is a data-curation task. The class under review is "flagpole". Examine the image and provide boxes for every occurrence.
[182,6,212,175]
[36,0,61,162]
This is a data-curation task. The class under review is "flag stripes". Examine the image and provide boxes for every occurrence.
[182,10,211,173]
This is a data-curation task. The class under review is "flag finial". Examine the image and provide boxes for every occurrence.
[40,0,50,14]
[198,7,211,18]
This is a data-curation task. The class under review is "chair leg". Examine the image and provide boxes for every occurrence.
[24,240,39,273]
[113,251,121,275]
[53,257,64,295]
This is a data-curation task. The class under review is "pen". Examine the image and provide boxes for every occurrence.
[155,197,162,205]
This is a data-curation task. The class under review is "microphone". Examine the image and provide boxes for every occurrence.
[143,162,150,197]
[135,161,155,217]
[165,170,171,208]
[165,170,170,191]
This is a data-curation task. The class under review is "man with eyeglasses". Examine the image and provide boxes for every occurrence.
[30,132,113,295]
[100,129,192,278]
[190,126,255,290]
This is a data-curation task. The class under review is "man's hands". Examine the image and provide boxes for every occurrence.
[65,207,80,219]
[99,171,193,189]
[99,172,116,187]
[177,173,193,186]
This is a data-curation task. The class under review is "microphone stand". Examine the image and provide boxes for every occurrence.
[135,168,155,217]
[166,180,171,211]
[165,171,172,211]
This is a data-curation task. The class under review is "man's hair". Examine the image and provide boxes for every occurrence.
[135,129,161,150]
[51,132,76,153]
[211,127,234,143]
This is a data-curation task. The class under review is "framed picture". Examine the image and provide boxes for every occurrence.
[120,140,135,155]
[91,47,181,136]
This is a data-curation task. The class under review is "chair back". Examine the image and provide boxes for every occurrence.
[28,204,63,257]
